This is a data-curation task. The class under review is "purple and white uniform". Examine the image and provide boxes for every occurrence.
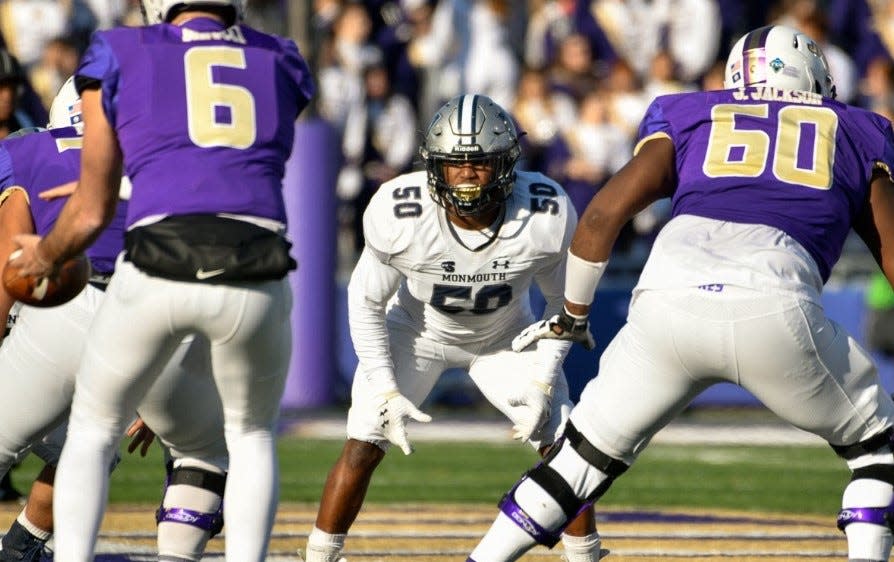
[0,127,226,492]
[0,127,123,275]
[53,16,313,562]
[570,86,894,465]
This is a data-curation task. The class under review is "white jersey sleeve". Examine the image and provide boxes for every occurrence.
[347,247,403,389]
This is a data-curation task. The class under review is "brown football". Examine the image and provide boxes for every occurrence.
[2,250,91,307]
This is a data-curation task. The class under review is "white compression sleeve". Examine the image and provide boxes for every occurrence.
[563,251,607,307]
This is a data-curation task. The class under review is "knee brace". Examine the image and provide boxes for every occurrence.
[156,462,226,537]
[834,429,894,533]
[498,421,628,547]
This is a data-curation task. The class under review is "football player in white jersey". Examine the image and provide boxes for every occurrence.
[303,94,603,562]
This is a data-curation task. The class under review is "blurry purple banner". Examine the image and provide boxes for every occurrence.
[281,119,339,408]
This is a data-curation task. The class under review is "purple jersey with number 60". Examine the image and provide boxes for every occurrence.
[75,17,315,228]
[637,86,894,282]
[0,128,126,275]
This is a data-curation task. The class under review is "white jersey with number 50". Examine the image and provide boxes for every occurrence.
[357,170,577,346]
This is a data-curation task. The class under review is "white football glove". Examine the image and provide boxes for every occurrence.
[508,380,553,442]
[512,308,596,352]
[376,390,432,455]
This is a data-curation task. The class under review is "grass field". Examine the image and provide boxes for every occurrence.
[8,434,848,513]
[1,432,853,560]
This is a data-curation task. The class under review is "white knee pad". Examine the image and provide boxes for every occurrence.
[498,424,625,548]
[838,447,894,562]
[157,459,227,562]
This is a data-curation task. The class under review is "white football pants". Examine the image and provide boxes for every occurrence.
[569,287,894,464]
[52,260,292,562]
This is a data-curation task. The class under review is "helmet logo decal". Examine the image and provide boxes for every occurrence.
[769,57,784,73]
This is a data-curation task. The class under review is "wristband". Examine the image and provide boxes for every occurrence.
[564,251,607,306]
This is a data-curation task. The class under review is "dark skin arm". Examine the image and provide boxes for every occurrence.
[565,136,678,316]
[853,168,894,288]
[8,87,121,277]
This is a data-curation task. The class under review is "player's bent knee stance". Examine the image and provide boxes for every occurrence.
[833,428,894,562]
[499,422,628,547]
[156,460,227,562]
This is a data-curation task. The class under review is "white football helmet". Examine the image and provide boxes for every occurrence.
[724,24,836,98]
[47,76,83,133]
[140,0,244,25]
[420,94,521,217]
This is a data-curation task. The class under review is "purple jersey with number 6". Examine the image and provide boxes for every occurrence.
[637,86,894,282]
[75,17,315,229]
[0,128,126,275]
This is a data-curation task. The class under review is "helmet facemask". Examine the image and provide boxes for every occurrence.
[421,94,521,218]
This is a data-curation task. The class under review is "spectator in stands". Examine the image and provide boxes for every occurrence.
[699,62,726,91]
[524,0,616,75]
[858,56,894,121]
[547,32,601,103]
[0,49,36,139]
[782,4,858,103]
[544,89,629,217]
[512,65,576,172]
[337,61,417,255]
[603,59,649,139]
[317,3,383,133]
[407,0,519,116]
[28,36,80,111]
[590,0,721,84]
[827,0,891,82]
[643,50,698,100]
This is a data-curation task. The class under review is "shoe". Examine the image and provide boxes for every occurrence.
[0,540,52,562]
[0,522,52,562]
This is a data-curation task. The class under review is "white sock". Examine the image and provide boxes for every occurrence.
[17,510,51,542]
[305,526,346,562]
[561,531,602,562]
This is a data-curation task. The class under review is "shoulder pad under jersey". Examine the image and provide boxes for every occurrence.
[508,170,577,254]
[362,170,430,262]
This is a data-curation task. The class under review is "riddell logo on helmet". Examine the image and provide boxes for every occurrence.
[452,145,482,153]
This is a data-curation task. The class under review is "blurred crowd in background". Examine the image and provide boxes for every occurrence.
[1,0,894,328]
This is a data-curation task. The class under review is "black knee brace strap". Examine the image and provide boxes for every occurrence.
[831,428,893,460]
[851,464,894,487]
[156,467,227,536]
[527,463,586,521]
[169,467,227,496]
[564,421,629,478]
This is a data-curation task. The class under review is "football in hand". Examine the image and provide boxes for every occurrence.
[2,250,91,307]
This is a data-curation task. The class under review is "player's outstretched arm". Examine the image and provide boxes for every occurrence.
[513,138,677,352]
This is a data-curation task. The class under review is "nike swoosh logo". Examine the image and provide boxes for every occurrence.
[196,268,226,280]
